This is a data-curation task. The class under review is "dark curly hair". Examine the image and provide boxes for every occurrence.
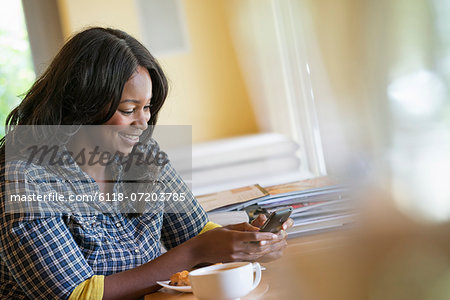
[0,27,168,161]
[0,28,170,216]
[7,27,167,126]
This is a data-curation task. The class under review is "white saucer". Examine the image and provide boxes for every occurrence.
[156,280,192,293]
[156,266,265,293]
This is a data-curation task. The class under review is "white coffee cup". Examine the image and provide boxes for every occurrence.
[189,262,261,300]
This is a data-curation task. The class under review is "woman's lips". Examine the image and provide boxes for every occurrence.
[118,132,140,146]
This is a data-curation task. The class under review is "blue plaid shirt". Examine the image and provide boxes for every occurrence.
[0,144,208,299]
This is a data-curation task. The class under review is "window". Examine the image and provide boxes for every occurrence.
[226,0,327,178]
[0,0,35,137]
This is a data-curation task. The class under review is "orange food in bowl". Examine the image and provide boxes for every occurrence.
[169,270,190,286]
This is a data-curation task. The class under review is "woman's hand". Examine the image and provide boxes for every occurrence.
[192,225,281,264]
[251,214,295,231]
[249,214,294,262]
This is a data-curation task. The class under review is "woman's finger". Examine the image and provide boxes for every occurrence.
[279,229,288,239]
[236,231,278,242]
[229,238,288,261]
[240,241,272,254]
[229,252,265,262]
[250,214,267,228]
[281,218,294,230]
[225,222,260,232]
[255,240,288,262]
[238,235,287,253]
[258,234,286,248]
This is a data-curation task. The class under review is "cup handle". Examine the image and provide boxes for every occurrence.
[251,262,262,291]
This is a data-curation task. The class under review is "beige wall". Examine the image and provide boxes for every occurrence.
[57,0,259,142]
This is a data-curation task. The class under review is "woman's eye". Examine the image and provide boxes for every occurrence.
[120,110,134,115]
[119,104,150,115]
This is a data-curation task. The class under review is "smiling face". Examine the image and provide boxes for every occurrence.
[101,65,153,155]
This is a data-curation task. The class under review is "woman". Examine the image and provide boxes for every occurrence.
[0,27,291,300]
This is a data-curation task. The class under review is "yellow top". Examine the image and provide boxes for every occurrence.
[68,221,221,300]
[68,275,104,300]
[199,221,222,234]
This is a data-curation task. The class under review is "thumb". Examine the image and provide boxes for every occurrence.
[251,214,268,228]
[225,222,260,232]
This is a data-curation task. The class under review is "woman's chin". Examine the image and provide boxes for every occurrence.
[115,134,140,153]
[116,146,134,156]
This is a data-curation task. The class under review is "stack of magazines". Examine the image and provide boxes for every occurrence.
[256,177,355,238]
[197,177,355,238]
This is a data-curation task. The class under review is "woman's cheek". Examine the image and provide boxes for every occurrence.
[105,112,131,126]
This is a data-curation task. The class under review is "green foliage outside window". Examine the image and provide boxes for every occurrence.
[0,0,35,137]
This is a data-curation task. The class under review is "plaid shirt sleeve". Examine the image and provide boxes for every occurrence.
[0,161,94,299]
[159,162,209,250]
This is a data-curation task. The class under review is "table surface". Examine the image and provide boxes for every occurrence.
[144,190,450,300]
[145,231,352,300]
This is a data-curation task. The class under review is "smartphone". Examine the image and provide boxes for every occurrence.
[259,206,293,233]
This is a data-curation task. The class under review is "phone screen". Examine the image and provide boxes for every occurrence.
[259,207,293,233]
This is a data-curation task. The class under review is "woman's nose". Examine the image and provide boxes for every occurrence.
[133,110,150,131]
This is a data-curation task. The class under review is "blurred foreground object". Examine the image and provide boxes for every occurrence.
[272,187,450,300]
